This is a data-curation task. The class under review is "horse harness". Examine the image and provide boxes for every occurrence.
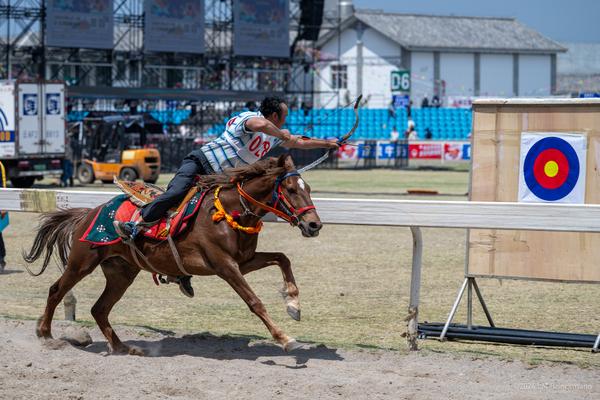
[125,170,316,280]
[225,170,316,231]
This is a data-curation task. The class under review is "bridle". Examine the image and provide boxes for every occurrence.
[236,170,316,226]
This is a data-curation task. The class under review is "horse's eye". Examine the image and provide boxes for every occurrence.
[285,184,297,194]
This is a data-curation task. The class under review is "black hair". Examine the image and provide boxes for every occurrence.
[259,97,286,118]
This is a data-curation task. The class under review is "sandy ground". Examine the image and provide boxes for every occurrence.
[0,318,597,400]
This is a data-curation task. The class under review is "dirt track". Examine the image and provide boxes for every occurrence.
[0,318,597,400]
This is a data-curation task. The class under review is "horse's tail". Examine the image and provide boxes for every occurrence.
[23,208,90,276]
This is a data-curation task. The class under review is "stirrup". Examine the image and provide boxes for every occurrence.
[114,221,138,240]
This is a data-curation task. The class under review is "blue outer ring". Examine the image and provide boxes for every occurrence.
[523,137,579,201]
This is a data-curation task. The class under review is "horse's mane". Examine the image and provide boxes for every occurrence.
[197,156,286,189]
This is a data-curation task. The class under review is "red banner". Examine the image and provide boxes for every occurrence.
[409,143,442,159]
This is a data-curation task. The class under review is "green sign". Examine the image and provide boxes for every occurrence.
[391,70,411,92]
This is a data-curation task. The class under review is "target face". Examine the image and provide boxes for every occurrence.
[519,133,586,204]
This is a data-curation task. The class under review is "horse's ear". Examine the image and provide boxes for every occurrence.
[278,153,295,171]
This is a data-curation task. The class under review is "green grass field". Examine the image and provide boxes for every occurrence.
[4,167,600,368]
[42,164,470,199]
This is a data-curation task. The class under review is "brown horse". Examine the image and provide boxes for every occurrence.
[24,154,322,355]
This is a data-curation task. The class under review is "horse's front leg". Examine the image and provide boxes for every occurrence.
[239,252,300,321]
[213,258,303,352]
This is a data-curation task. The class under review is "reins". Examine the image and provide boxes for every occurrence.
[237,171,315,226]
[213,170,316,234]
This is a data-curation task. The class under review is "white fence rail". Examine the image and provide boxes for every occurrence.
[3,188,600,350]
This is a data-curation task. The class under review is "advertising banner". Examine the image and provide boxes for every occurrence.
[46,0,114,49]
[144,0,204,54]
[0,83,15,157]
[44,83,66,154]
[443,143,471,161]
[335,141,469,161]
[408,143,443,159]
[233,0,289,58]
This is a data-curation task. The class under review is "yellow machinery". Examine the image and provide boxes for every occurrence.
[75,115,161,184]
[78,148,160,184]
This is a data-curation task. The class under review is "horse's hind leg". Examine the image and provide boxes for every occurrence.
[37,246,102,339]
[91,258,141,355]
[239,252,301,321]
[215,260,302,352]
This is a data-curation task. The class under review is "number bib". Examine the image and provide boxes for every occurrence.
[237,132,280,163]
[223,112,282,164]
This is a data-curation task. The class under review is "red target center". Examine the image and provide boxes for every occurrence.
[532,149,569,189]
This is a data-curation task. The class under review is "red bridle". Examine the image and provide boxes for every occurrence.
[236,171,316,225]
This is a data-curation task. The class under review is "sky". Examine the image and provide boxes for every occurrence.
[353,0,600,43]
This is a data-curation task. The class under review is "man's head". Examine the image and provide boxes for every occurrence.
[260,97,288,128]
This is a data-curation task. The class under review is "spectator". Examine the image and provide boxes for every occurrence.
[425,127,433,140]
[301,101,311,117]
[406,100,413,119]
[387,100,396,120]
[431,95,441,108]
[0,212,6,272]
[61,133,75,187]
[390,126,399,141]
[405,119,417,140]
[421,95,429,108]
[0,233,4,272]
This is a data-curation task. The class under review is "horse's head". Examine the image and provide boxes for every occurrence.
[273,154,322,237]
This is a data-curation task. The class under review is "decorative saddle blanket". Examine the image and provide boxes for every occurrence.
[80,181,207,246]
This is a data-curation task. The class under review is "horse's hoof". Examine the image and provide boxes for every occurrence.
[36,329,52,340]
[287,305,301,321]
[35,317,52,339]
[283,339,304,353]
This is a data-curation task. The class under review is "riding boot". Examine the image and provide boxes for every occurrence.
[114,221,139,240]
[114,219,160,241]
[177,276,194,298]
[163,275,194,298]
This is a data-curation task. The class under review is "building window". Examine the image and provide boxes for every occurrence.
[331,64,347,89]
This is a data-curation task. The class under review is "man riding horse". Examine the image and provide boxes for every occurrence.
[115,97,340,297]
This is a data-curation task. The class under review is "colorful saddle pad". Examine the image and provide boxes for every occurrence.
[80,188,206,246]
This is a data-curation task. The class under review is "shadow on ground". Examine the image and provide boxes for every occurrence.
[0,269,23,275]
[82,331,344,366]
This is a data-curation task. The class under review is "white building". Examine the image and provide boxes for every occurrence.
[315,9,566,108]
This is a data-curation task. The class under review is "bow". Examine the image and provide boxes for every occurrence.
[298,94,362,173]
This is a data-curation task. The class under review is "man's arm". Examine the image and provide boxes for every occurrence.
[281,135,339,150]
[245,117,292,141]
[245,117,338,149]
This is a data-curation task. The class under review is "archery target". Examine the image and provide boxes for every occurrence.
[518,132,587,203]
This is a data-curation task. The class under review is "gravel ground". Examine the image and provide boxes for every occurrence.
[0,318,598,400]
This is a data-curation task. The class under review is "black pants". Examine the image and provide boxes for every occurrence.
[0,232,5,259]
[141,153,212,222]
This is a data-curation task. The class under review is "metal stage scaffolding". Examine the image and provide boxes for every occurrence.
[0,0,348,166]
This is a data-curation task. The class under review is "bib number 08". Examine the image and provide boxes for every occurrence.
[248,136,271,158]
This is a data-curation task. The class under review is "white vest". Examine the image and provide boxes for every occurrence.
[200,111,283,173]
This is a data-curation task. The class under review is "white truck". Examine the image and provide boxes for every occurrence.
[0,80,66,187]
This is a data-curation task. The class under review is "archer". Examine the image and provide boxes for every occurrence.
[114,97,339,297]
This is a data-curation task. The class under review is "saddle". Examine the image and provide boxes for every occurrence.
[80,179,207,246]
